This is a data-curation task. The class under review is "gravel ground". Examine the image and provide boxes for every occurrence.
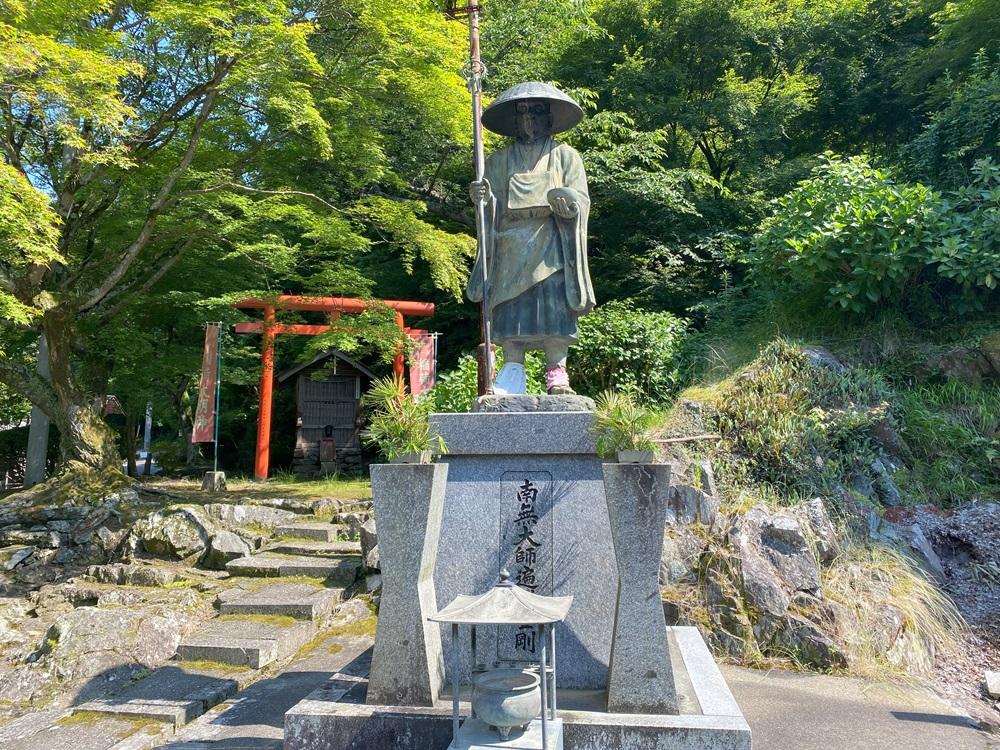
[902,504,1000,731]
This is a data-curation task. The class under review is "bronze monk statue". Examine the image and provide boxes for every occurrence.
[468,82,595,395]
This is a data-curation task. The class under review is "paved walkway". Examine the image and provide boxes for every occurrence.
[154,632,372,750]
[722,664,999,750]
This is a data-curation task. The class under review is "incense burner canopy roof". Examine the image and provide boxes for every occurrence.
[430,581,573,625]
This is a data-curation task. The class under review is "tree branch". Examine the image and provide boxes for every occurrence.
[94,236,197,320]
[78,59,234,313]
[161,183,344,213]
[0,354,59,422]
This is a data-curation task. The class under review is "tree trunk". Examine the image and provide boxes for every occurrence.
[124,412,138,477]
[43,309,123,472]
[173,376,198,467]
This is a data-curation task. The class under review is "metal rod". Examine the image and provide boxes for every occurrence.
[549,623,557,720]
[213,322,222,474]
[452,624,460,747]
[470,625,477,719]
[539,624,548,750]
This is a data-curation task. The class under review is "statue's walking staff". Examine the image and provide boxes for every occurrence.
[447,1,494,395]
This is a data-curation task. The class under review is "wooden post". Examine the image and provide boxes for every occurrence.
[254,305,276,481]
[393,311,406,384]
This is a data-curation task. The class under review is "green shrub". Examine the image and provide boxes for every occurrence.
[568,300,699,404]
[361,375,444,460]
[426,350,545,413]
[902,51,1000,191]
[712,338,894,494]
[753,154,1000,314]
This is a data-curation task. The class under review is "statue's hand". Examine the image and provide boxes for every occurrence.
[470,179,491,204]
[548,187,579,218]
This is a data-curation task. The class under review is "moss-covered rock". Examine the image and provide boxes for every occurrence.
[131,506,214,560]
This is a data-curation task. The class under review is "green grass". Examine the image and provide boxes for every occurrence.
[137,474,371,504]
[179,659,253,675]
[218,613,298,628]
[820,540,965,680]
[56,711,164,739]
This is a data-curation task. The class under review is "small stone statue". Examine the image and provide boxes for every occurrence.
[468,82,595,395]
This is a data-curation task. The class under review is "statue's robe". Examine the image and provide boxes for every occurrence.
[467,137,595,347]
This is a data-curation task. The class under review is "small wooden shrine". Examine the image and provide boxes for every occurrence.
[277,350,377,476]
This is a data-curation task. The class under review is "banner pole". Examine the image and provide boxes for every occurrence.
[213,322,222,474]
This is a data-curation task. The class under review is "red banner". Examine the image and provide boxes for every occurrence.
[409,333,436,398]
[192,323,220,443]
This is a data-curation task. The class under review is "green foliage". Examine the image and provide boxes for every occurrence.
[0,0,472,474]
[427,349,546,413]
[903,52,1000,191]
[569,301,699,404]
[893,380,1000,505]
[361,375,444,461]
[479,0,593,92]
[904,1,1000,96]
[355,197,474,301]
[591,389,658,459]
[0,165,63,326]
[753,154,1000,314]
[712,338,893,494]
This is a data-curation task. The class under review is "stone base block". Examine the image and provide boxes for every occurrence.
[285,701,459,750]
[456,716,563,750]
[201,471,227,491]
[283,628,751,750]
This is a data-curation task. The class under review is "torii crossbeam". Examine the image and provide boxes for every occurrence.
[233,295,435,480]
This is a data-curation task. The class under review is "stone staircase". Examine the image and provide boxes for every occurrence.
[22,505,377,750]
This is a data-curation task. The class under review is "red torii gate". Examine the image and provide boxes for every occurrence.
[233,295,435,480]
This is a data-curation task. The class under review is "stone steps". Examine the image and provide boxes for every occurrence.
[13,600,379,750]
[73,664,253,729]
[218,581,343,620]
[265,539,361,557]
[276,522,345,542]
[225,553,362,583]
[176,617,316,669]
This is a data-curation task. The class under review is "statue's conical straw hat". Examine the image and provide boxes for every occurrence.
[481,82,584,137]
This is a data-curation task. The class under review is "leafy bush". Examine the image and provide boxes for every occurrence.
[361,375,445,461]
[569,300,699,403]
[712,338,894,493]
[902,51,1000,191]
[753,154,1000,314]
[427,350,546,413]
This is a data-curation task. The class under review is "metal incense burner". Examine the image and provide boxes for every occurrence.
[429,572,572,750]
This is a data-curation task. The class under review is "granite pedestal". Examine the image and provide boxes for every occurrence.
[366,462,447,707]
[284,627,751,750]
[603,462,677,713]
[429,411,615,689]
[283,408,751,749]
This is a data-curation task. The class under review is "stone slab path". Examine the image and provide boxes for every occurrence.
[264,540,361,557]
[225,554,361,583]
[275,523,346,542]
[0,598,374,750]
[0,515,372,750]
[218,582,342,621]
[153,633,372,750]
[176,618,317,669]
